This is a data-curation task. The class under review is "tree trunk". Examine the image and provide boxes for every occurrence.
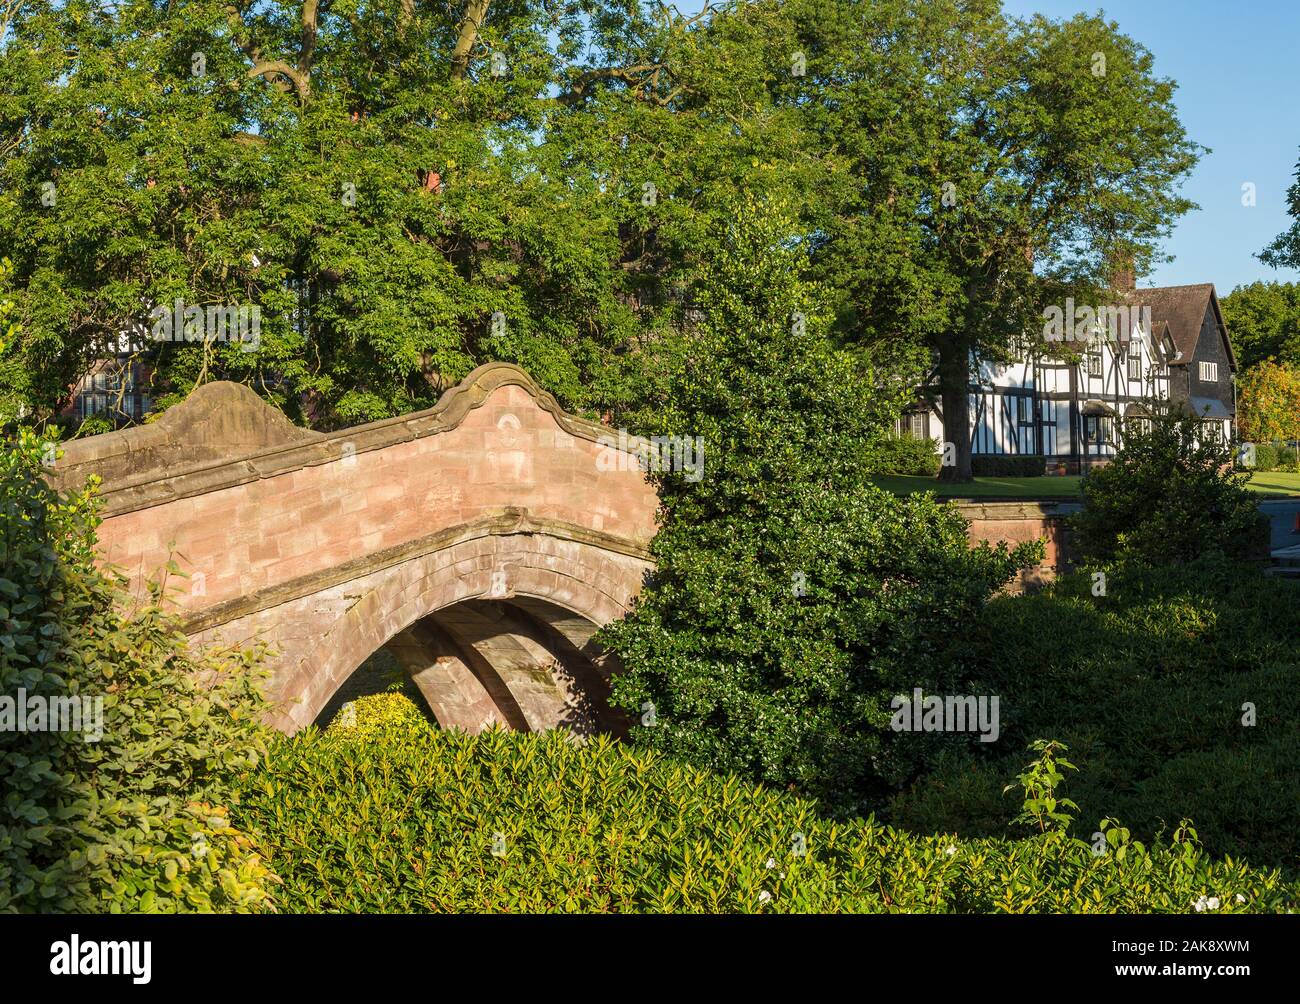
[451,1,491,80]
[937,335,973,482]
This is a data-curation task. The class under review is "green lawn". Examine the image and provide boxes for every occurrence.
[870,471,1300,499]
[869,474,1082,499]
[1246,471,1300,496]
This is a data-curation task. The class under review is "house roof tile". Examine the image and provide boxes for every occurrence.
[1123,283,1235,370]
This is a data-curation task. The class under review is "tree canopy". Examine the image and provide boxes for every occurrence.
[1220,281,1300,371]
[1,0,1200,463]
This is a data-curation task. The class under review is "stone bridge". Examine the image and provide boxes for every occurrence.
[54,364,659,735]
[53,363,1072,736]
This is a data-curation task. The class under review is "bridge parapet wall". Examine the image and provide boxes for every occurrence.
[54,364,659,626]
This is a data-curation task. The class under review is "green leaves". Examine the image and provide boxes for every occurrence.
[1072,410,1262,568]
[1219,282,1300,372]
[234,693,1300,914]
[596,196,1036,814]
[1005,739,1080,835]
[1,432,275,913]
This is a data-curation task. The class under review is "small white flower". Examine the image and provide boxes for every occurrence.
[1236,894,1246,903]
[1193,896,1208,912]
[758,890,772,904]
[765,857,776,870]
[1207,896,1220,910]
[944,845,957,857]
[779,871,786,879]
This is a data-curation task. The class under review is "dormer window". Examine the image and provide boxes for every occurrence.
[1199,361,1218,382]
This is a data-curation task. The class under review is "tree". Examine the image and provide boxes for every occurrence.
[599,196,1038,814]
[0,256,22,423]
[0,0,1203,463]
[1237,360,1300,445]
[780,3,1200,480]
[1220,282,1300,370]
[0,0,726,428]
[1262,153,1300,272]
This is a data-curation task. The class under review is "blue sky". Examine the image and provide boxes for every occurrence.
[1001,0,1300,292]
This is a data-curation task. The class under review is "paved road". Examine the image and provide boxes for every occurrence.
[1260,499,1300,553]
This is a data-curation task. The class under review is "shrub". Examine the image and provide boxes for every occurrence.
[1249,443,1279,471]
[598,199,1040,815]
[326,690,431,737]
[1072,411,1262,567]
[232,694,1300,913]
[875,436,942,476]
[0,432,276,912]
[1272,443,1299,471]
[970,454,1045,477]
[888,559,1300,864]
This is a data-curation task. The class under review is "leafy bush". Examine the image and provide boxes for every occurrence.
[1072,411,1263,567]
[1249,443,1279,471]
[327,690,431,737]
[875,436,942,476]
[970,455,1045,477]
[1271,443,1299,471]
[232,694,1300,913]
[598,199,1040,815]
[1,432,276,912]
[888,558,1300,864]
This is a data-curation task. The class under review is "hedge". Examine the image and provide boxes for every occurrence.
[875,436,943,476]
[1248,442,1298,472]
[231,694,1300,913]
[1251,443,1280,471]
[1073,413,1260,567]
[889,558,1300,864]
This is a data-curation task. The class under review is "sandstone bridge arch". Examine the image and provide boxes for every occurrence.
[54,364,659,735]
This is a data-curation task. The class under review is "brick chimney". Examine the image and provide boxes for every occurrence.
[1111,261,1136,291]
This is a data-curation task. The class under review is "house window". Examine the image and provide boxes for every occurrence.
[1199,360,1218,383]
[1128,354,1142,381]
[1017,396,1033,424]
[79,393,108,418]
[1085,416,1113,444]
[1087,351,1102,378]
[898,413,927,439]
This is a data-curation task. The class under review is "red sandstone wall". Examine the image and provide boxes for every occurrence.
[957,502,1077,589]
[92,383,659,617]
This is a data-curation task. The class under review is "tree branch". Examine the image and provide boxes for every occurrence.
[226,2,313,100]
[247,59,310,98]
